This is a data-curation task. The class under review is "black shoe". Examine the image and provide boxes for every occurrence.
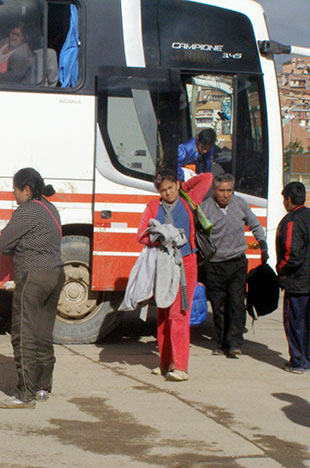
[284,363,304,374]
[212,347,224,355]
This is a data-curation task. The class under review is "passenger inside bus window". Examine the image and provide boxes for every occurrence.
[177,128,224,182]
[0,23,33,83]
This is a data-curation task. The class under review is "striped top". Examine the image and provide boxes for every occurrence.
[0,198,63,274]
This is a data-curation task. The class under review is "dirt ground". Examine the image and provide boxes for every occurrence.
[0,296,309,468]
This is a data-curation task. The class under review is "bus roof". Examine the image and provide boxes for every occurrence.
[193,0,265,16]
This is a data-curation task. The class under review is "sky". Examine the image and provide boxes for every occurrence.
[256,0,310,67]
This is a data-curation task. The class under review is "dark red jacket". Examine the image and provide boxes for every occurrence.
[137,173,213,250]
[276,205,310,293]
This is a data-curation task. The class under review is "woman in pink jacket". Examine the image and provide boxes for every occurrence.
[137,169,213,381]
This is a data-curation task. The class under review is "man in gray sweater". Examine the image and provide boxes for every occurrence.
[201,173,268,356]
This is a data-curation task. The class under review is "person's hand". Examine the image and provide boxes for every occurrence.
[277,275,286,289]
[261,250,269,264]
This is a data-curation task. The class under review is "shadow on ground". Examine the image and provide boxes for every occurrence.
[273,393,310,428]
[97,308,159,370]
[190,310,287,370]
[97,306,287,372]
[24,396,310,468]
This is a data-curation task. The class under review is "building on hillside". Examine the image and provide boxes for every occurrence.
[279,58,310,204]
[278,57,310,142]
[286,153,310,206]
[282,57,310,77]
[282,115,310,150]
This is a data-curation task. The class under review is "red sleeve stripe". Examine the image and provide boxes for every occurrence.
[278,220,293,272]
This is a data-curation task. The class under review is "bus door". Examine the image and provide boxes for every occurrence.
[92,67,182,291]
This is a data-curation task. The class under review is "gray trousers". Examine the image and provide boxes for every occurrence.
[11,268,65,402]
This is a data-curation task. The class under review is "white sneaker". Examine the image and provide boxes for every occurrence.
[0,396,36,409]
[165,370,189,381]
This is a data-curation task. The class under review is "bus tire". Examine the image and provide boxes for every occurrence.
[53,235,123,344]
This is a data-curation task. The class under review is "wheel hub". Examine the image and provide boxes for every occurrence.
[57,263,97,320]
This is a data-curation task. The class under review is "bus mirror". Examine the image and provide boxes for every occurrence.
[258,40,291,56]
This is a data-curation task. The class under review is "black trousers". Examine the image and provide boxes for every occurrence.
[11,268,65,402]
[204,255,248,349]
[284,293,310,369]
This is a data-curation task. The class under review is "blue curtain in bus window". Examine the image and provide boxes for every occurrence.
[59,4,79,87]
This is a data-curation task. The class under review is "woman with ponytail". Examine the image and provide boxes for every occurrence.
[0,168,64,408]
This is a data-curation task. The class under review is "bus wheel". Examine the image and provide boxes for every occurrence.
[53,235,123,344]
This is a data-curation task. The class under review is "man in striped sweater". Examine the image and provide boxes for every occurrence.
[201,173,268,356]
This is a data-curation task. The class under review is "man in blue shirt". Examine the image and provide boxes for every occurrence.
[177,128,218,181]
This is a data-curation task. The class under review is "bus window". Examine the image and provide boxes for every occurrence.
[48,1,80,88]
[0,1,41,85]
[98,69,181,180]
[235,76,268,199]
[99,69,267,197]
[184,74,233,173]
[183,73,267,199]
[106,93,156,177]
[0,0,80,88]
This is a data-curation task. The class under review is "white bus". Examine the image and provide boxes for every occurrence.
[0,0,284,343]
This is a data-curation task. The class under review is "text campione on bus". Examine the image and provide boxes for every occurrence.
[0,0,284,343]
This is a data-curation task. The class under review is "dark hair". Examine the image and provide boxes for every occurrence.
[13,167,55,200]
[197,128,216,146]
[154,168,178,190]
[10,23,28,43]
[282,182,305,206]
[213,173,235,189]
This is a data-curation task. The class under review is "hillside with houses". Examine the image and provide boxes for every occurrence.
[278,57,310,200]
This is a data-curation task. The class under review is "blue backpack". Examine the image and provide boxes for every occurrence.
[190,282,208,326]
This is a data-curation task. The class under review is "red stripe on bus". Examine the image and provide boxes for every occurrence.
[0,254,14,286]
[0,192,14,200]
[52,193,155,203]
[92,255,137,290]
[94,211,143,227]
[0,210,14,219]
[93,232,142,252]
[50,193,93,203]
[94,193,157,203]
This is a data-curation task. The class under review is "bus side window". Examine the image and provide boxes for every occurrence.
[184,74,233,173]
[0,1,80,88]
[105,93,156,177]
[235,76,268,199]
[45,1,80,88]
